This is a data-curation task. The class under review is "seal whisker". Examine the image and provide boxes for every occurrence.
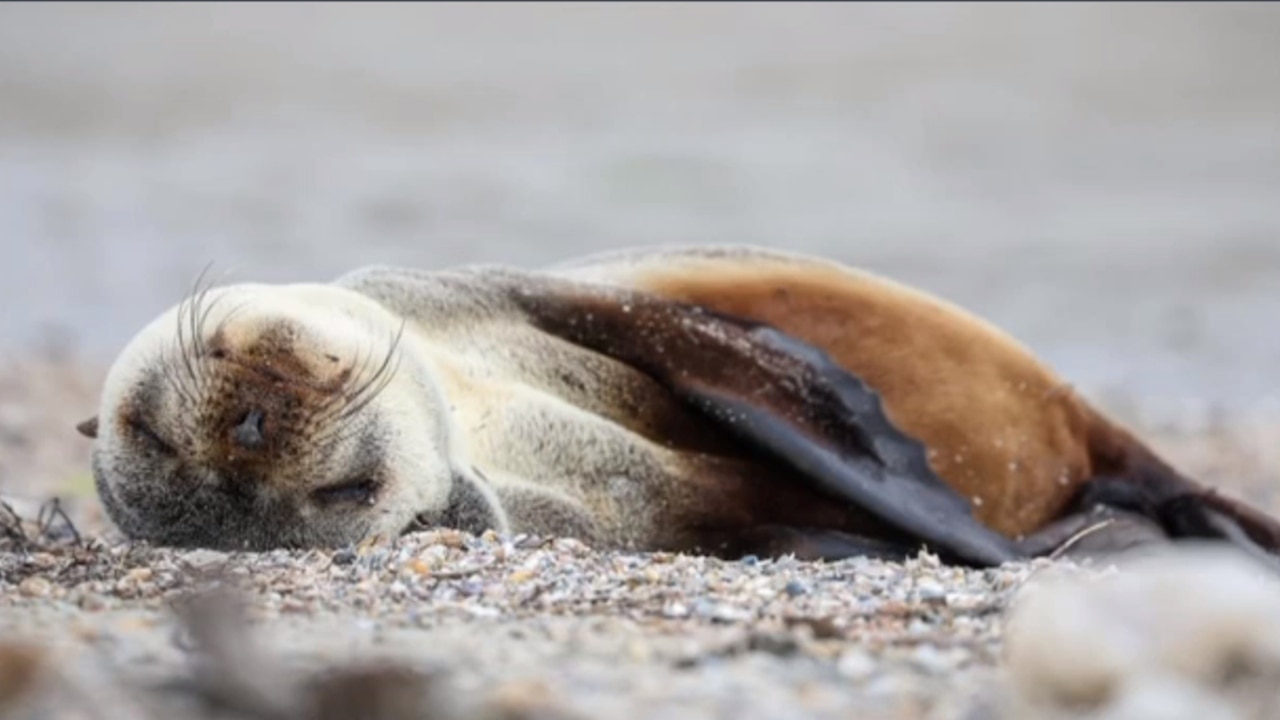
[311,320,403,429]
[309,417,374,456]
[308,334,377,430]
[305,324,405,453]
[171,295,203,409]
[170,262,221,403]
[308,352,402,456]
[160,263,230,433]
[193,285,228,359]
[173,291,198,389]
[161,352,200,411]
[336,351,402,424]
[185,263,216,382]
[334,322,406,423]
[209,300,253,348]
[191,265,238,366]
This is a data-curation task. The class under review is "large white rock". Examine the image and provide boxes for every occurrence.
[1002,545,1280,720]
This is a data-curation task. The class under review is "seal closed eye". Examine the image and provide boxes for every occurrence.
[76,245,1280,567]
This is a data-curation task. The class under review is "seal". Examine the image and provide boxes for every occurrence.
[75,246,1280,565]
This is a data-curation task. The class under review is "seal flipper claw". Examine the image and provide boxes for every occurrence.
[512,282,1023,567]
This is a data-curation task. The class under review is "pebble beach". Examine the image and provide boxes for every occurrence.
[1,527,1042,720]
[6,5,1280,719]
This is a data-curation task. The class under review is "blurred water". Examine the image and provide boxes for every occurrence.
[2,3,1280,413]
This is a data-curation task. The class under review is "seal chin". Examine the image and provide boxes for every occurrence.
[98,471,376,551]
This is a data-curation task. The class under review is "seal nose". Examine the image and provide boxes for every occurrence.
[232,409,267,450]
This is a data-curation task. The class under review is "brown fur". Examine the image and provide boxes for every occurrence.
[619,261,1142,538]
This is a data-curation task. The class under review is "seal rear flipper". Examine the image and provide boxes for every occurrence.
[509,281,1023,567]
[1073,475,1280,569]
[1012,505,1171,560]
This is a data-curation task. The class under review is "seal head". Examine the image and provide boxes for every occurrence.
[80,282,451,550]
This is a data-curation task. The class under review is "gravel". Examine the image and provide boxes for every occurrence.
[0,524,1053,720]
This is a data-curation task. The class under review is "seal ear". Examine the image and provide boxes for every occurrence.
[511,281,1022,567]
[76,416,99,439]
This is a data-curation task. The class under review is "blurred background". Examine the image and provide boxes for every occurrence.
[2,2,1280,418]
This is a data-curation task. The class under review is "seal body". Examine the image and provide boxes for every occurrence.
[553,247,1098,539]
[78,245,1280,564]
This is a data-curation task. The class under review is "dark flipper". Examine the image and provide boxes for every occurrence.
[1013,505,1170,560]
[1074,476,1280,570]
[509,280,1023,567]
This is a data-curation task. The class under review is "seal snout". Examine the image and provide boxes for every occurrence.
[231,408,268,450]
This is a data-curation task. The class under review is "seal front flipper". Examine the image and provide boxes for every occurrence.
[509,281,1023,567]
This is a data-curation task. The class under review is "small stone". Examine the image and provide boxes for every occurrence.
[438,530,468,549]
[711,604,751,623]
[784,580,810,597]
[553,538,590,555]
[740,555,760,567]
[916,579,947,603]
[182,549,229,571]
[663,602,689,618]
[26,553,56,569]
[17,576,51,598]
[332,548,358,566]
[123,567,153,583]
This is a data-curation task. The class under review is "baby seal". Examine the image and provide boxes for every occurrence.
[76,246,1280,565]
